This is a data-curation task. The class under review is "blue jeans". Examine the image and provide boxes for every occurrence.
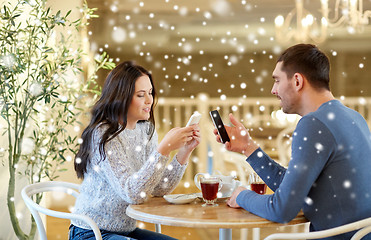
[69,224,178,240]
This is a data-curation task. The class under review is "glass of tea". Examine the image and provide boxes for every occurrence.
[200,176,222,207]
[249,173,267,195]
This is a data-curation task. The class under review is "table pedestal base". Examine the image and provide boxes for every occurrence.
[219,228,232,240]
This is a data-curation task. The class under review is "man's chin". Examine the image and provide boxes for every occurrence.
[281,106,289,114]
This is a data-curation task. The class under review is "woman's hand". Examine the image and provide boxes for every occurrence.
[213,113,259,158]
[157,125,200,157]
[180,124,201,152]
[176,124,201,165]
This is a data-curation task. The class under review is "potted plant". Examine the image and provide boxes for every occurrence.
[0,0,115,239]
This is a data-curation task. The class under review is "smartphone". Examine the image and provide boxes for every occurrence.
[209,110,230,143]
[186,112,202,127]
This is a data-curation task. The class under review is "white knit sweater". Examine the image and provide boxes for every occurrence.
[71,122,186,232]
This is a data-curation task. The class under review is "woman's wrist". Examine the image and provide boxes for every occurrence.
[176,148,191,165]
[157,144,171,157]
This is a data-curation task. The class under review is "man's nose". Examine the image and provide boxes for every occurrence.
[271,85,277,95]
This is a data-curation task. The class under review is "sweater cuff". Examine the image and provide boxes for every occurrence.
[153,149,170,164]
[172,155,188,171]
[246,147,270,170]
[236,189,255,210]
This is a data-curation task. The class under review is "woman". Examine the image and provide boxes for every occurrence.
[69,61,201,240]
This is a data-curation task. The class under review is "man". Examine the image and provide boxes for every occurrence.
[215,44,371,239]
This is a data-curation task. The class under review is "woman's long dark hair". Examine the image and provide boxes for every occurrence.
[74,61,157,179]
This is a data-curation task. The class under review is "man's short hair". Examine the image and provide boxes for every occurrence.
[278,44,330,91]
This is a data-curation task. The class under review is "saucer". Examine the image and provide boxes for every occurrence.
[195,192,230,202]
[163,194,197,204]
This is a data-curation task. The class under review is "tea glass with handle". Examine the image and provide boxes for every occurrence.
[249,172,267,195]
[194,172,239,198]
[195,176,223,206]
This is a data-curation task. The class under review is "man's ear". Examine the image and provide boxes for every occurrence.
[293,73,304,91]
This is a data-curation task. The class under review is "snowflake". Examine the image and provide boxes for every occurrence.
[211,0,231,16]
[21,138,35,155]
[305,197,313,205]
[315,143,324,151]
[327,112,335,120]
[343,180,352,189]
[208,151,214,157]
[29,82,43,96]
[93,165,100,172]
[39,148,47,156]
[0,54,16,69]
[16,212,23,220]
[257,151,263,158]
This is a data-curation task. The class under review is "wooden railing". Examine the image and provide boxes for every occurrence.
[154,94,371,182]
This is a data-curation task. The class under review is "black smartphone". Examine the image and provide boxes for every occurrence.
[209,110,230,143]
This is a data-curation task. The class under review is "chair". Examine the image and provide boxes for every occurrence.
[265,217,371,240]
[21,181,102,240]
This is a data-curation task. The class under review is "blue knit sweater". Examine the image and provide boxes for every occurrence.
[237,100,371,239]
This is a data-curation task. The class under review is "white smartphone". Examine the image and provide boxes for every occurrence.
[186,112,202,127]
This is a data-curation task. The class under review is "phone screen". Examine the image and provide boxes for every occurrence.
[209,110,230,143]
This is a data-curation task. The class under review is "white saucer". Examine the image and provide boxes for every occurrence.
[163,194,197,204]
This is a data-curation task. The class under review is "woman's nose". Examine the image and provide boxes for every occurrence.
[145,94,153,104]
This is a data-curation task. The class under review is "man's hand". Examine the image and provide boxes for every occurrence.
[213,113,259,158]
[226,186,247,208]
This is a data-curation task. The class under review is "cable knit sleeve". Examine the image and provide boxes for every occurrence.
[145,129,187,196]
[237,116,336,223]
[92,123,186,204]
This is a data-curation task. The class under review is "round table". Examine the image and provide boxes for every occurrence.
[126,197,308,240]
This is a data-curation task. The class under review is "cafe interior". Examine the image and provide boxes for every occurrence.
[2,0,371,239]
